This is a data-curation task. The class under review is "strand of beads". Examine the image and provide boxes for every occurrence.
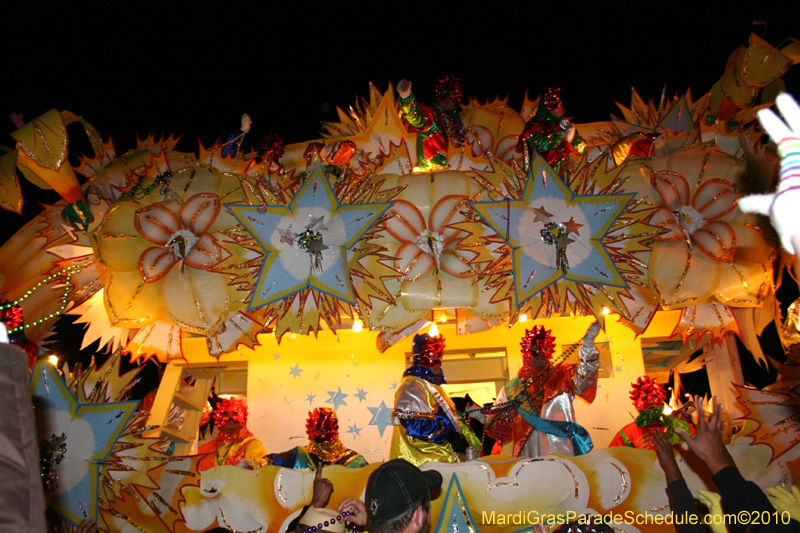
[1,265,81,334]
[300,510,356,533]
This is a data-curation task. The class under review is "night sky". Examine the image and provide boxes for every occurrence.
[3,2,799,392]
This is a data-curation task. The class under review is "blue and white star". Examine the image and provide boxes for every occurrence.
[30,360,137,526]
[325,387,349,411]
[346,424,362,439]
[354,387,369,402]
[228,162,391,309]
[289,364,304,378]
[273,352,282,361]
[471,154,633,308]
[306,392,317,405]
[367,401,394,437]
[388,381,398,391]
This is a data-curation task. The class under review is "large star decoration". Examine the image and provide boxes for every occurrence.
[228,161,390,309]
[471,154,633,308]
[367,401,394,437]
[30,360,137,526]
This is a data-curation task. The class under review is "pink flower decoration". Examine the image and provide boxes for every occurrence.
[134,193,223,283]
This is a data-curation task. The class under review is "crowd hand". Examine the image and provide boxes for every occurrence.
[75,519,99,533]
[697,490,726,533]
[397,79,412,99]
[338,498,367,527]
[311,463,334,508]
[674,396,735,475]
[649,430,682,484]
[237,458,255,471]
[766,485,800,522]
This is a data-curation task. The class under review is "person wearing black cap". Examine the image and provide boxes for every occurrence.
[337,459,443,533]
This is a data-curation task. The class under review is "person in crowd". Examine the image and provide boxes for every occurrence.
[268,407,367,469]
[609,375,692,449]
[656,395,800,533]
[337,459,443,533]
[197,397,268,472]
[391,332,478,464]
[396,75,466,171]
[477,322,600,457]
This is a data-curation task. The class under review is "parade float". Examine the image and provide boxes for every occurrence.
[3,33,800,533]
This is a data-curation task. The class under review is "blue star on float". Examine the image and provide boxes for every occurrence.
[368,401,394,437]
[306,392,317,405]
[433,475,480,533]
[30,360,137,526]
[326,387,349,411]
[347,424,362,439]
[289,364,304,378]
[388,381,398,391]
[354,387,369,402]
[273,352,282,361]
[228,159,391,309]
[471,154,633,308]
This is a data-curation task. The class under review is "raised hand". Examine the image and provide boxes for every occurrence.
[649,430,682,484]
[697,490,727,533]
[766,485,800,523]
[738,93,800,254]
[674,396,735,475]
[397,79,412,99]
[310,462,334,508]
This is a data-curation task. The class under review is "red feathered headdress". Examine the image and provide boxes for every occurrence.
[434,74,464,103]
[543,87,563,110]
[306,407,339,442]
[630,376,666,410]
[520,325,556,361]
[213,397,248,427]
[413,333,446,368]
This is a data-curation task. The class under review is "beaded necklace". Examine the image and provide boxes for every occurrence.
[299,510,356,533]
[519,365,557,414]
[215,441,235,465]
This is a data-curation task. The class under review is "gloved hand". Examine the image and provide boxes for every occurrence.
[738,93,800,254]
[766,485,800,523]
[446,430,469,454]
[582,321,601,347]
[697,490,726,533]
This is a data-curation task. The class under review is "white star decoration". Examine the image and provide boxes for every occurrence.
[471,154,633,308]
[228,163,390,309]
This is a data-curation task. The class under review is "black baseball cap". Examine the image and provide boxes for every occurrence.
[366,459,443,521]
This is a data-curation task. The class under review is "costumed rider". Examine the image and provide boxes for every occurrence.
[268,407,367,469]
[397,75,466,172]
[197,397,268,472]
[478,322,601,457]
[608,376,692,449]
[516,88,586,176]
[390,332,479,465]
